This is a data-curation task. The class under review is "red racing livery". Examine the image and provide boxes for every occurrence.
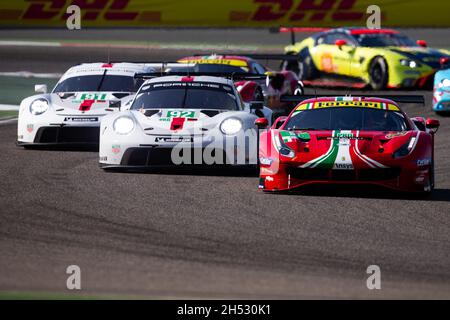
[257,96,440,193]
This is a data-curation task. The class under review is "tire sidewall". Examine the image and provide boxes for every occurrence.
[369,57,388,90]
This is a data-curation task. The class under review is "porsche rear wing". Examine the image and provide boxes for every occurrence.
[280,95,425,105]
[134,71,268,81]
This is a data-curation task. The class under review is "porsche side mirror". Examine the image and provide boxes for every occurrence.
[335,39,347,48]
[417,40,427,48]
[250,101,264,110]
[426,118,440,134]
[35,84,47,94]
[255,117,269,129]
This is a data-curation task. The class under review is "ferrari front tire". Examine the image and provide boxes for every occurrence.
[369,57,388,90]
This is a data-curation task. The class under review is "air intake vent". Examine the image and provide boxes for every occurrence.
[201,110,220,117]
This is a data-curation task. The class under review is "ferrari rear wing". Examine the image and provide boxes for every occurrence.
[280,95,425,105]
[134,71,267,81]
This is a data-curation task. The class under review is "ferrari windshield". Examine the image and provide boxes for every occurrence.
[131,82,239,110]
[53,75,142,93]
[285,108,408,131]
[354,33,417,47]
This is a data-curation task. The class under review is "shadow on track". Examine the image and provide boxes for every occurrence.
[102,165,259,178]
[268,184,450,202]
[21,144,98,152]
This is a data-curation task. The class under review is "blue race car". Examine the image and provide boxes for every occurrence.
[433,68,450,114]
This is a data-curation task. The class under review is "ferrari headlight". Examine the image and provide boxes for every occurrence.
[220,118,242,135]
[441,78,450,87]
[274,133,295,158]
[393,136,416,159]
[113,116,135,135]
[29,98,49,115]
[400,59,419,68]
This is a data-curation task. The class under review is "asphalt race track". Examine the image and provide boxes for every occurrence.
[0,29,450,299]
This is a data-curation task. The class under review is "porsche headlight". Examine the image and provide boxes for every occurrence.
[400,59,419,68]
[220,118,242,135]
[113,116,135,135]
[29,98,49,115]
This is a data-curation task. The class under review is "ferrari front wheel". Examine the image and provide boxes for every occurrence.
[369,57,388,90]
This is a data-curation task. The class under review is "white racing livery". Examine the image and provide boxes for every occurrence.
[17,62,155,147]
[99,75,272,169]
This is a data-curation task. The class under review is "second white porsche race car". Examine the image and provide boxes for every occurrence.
[99,74,272,168]
[17,62,155,147]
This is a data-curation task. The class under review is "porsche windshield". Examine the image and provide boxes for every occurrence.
[53,75,142,93]
[354,33,417,47]
[131,82,239,110]
[285,108,408,131]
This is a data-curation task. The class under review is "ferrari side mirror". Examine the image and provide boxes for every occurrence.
[255,117,269,129]
[426,118,440,134]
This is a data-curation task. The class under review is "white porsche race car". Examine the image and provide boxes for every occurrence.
[99,74,272,169]
[17,62,155,147]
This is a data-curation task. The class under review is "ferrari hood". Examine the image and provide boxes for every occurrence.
[278,129,415,169]
[49,92,131,115]
[388,46,450,68]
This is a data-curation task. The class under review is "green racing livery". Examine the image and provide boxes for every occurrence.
[282,27,450,90]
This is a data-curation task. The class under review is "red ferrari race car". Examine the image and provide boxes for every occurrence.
[177,54,302,110]
[256,96,440,193]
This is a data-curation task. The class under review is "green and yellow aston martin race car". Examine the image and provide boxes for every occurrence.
[282,27,450,90]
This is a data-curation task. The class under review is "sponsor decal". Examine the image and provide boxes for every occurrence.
[321,53,334,73]
[417,159,431,166]
[99,156,108,161]
[112,144,120,154]
[280,131,297,143]
[26,124,33,133]
[335,132,354,139]
[385,132,408,139]
[64,117,98,122]
[259,157,273,166]
[297,100,400,111]
[155,136,193,143]
[178,58,248,67]
[266,176,274,182]
[2,0,450,28]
